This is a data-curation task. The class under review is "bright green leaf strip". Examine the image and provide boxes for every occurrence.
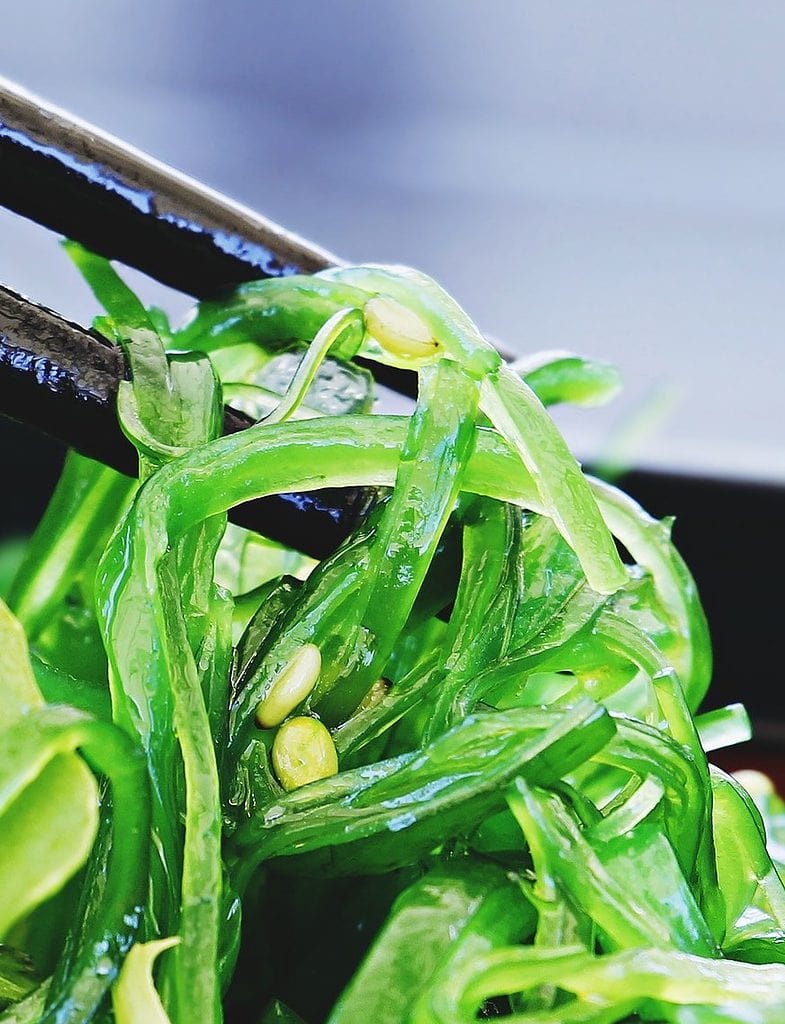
[511,350,622,408]
[263,308,364,425]
[315,359,481,723]
[590,476,712,709]
[329,861,533,1024]
[424,943,785,1024]
[7,452,135,641]
[0,599,41,720]
[112,937,178,1024]
[481,368,626,595]
[0,707,149,1023]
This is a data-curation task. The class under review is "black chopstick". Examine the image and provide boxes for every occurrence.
[0,284,372,558]
[0,76,421,402]
[0,77,441,554]
[0,76,338,296]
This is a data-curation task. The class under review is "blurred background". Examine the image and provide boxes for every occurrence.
[1,0,783,482]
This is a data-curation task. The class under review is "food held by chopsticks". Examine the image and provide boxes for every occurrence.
[3,242,785,1024]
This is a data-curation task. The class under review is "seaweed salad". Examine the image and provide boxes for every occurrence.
[2,245,785,1024]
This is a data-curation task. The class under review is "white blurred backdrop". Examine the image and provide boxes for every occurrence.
[1,1,783,481]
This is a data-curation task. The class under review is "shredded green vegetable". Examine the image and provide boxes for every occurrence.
[1,245,782,1024]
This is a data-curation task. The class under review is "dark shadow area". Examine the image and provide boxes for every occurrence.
[622,469,784,742]
[0,415,65,535]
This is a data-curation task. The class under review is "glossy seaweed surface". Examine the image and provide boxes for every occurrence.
[2,250,785,1024]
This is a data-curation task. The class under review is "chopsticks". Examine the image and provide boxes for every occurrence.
[0,75,336,294]
[0,77,411,555]
[0,282,371,558]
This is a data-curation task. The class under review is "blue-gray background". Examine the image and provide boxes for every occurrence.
[2,2,783,482]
